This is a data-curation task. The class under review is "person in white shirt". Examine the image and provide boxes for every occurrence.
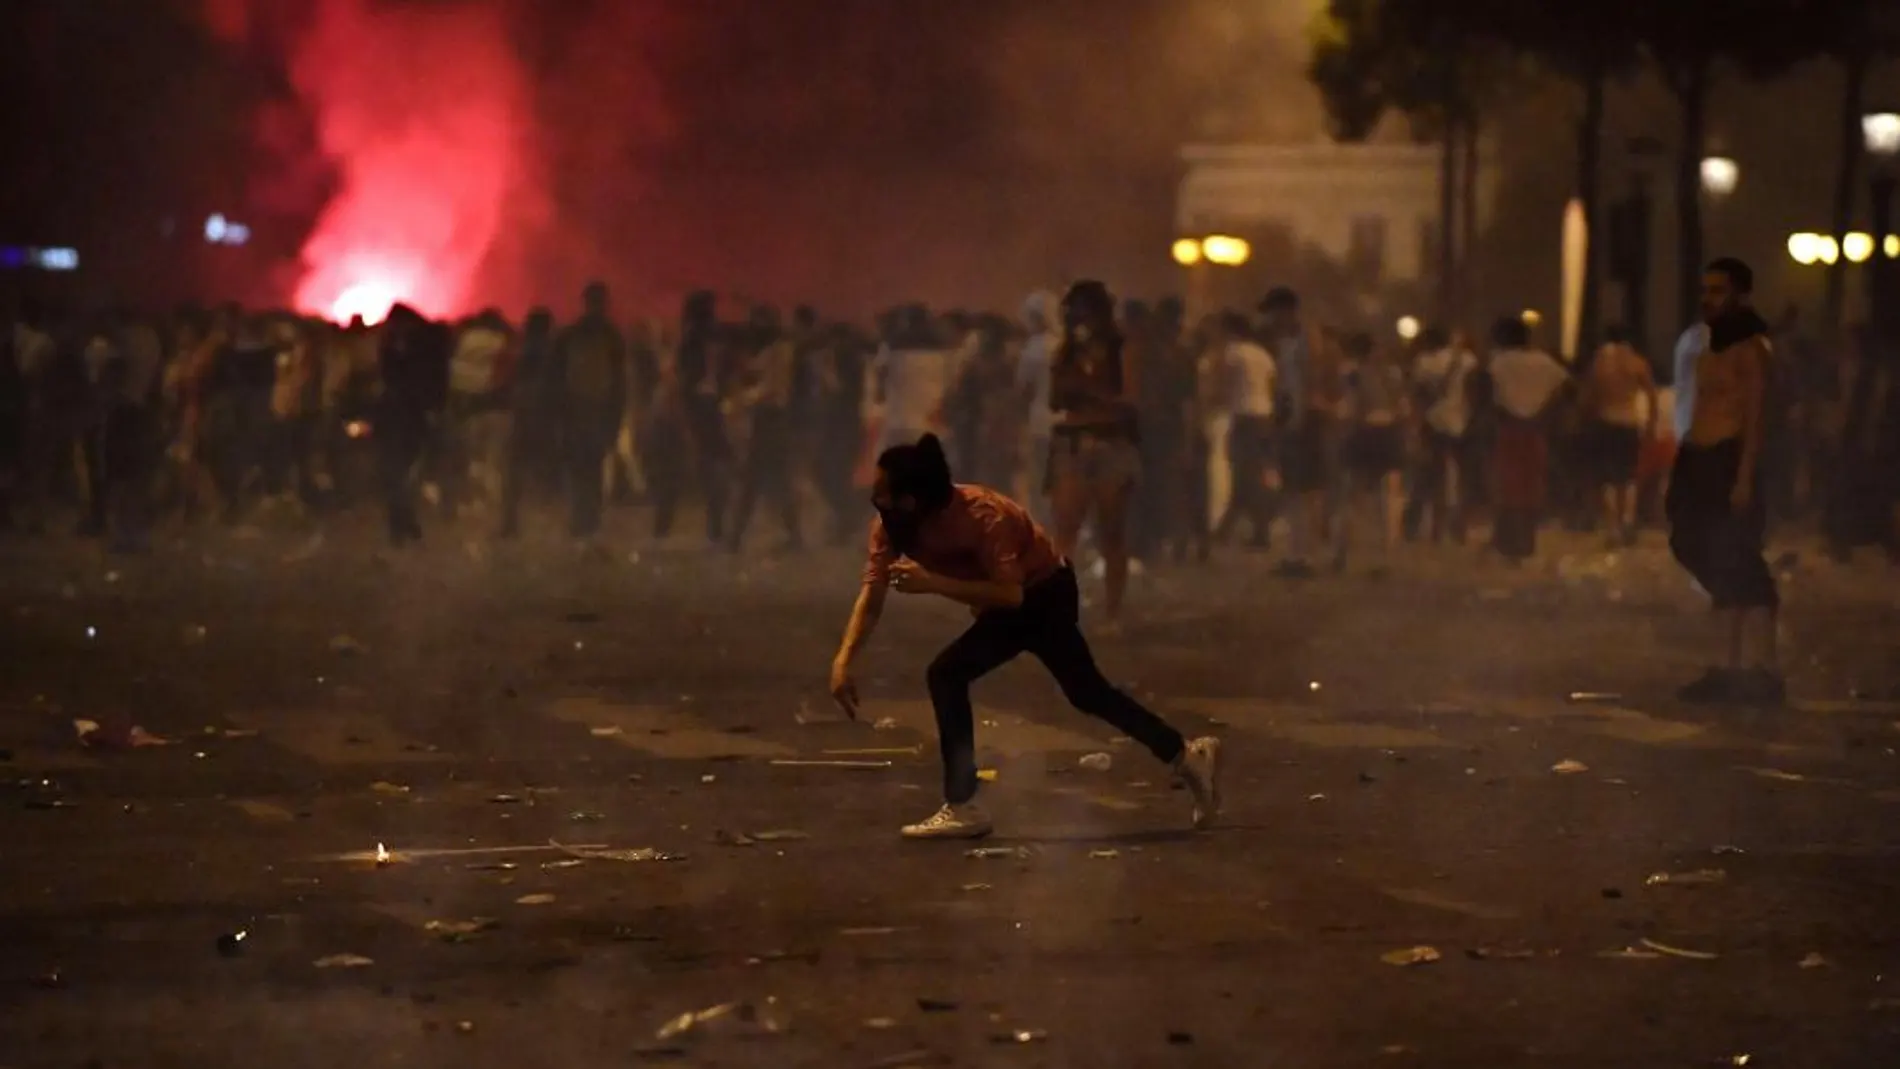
[1580,325,1658,547]
[1485,316,1571,561]
[1401,327,1479,544]
[1209,312,1277,547]
[874,305,952,457]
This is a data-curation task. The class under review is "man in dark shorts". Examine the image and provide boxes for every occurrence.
[1259,288,1338,577]
[828,433,1223,839]
[1581,325,1657,547]
[1669,258,1782,705]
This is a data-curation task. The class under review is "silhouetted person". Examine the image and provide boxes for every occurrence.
[727,305,803,552]
[499,308,555,538]
[554,282,627,542]
[376,305,447,545]
[677,290,732,543]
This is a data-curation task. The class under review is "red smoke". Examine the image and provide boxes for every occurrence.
[205,0,538,324]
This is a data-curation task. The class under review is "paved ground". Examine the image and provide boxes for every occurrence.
[3,509,1899,1068]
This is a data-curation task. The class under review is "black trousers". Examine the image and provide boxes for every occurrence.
[377,406,428,544]
[1667,438,1778,610]
[925,565,1185,804]
[728,408,801,549]
[564,413,615,539]
[1402,428,1472,543]
[1217,414,1277,544]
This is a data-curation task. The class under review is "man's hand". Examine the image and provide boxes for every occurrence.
[828,655,860,720]
[887,559,940,596]
[1730,479,1754,513]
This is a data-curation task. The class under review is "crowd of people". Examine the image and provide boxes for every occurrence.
[0,275,1881,617]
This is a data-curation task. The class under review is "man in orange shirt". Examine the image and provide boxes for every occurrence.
[828,433,1222,840]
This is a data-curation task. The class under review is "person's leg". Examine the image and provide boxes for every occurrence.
[1380,466,1404,558]
[1047,439,1090,561]
[1022,569,1222,827]
[1093,475,1133,626]
[905,615,1026,839]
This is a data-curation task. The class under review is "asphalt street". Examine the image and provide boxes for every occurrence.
[3,514,1899,1068]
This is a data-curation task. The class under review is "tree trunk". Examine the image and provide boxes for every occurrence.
[1438,114,1459,324]
[1825,54,1868,331]
[1674,61,1709,330]
[1577,67,1606,354]
[1460,113,1481,327]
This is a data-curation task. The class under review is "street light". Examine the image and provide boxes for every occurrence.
[1700,156,1740,198]
[1171,238,1204,267]
[1395,316,1421,341]
[1862,112,1900,158]
[1201,235,1251,267]
[1844,232,1876,263]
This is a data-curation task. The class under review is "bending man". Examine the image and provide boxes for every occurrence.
[829,433,1223,839]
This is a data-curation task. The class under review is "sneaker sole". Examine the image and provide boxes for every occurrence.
[901,825,994,841]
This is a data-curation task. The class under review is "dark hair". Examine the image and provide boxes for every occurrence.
[1259,287,1300,314]
[1603,323,1632,345]
[1706,257,1754,294]
[876,433,955,509]
[1055,279,1125,389]
[1491,315,1530,349]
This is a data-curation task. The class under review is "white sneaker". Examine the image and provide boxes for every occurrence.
[900,803,994,841]
[1175,737,1223,830]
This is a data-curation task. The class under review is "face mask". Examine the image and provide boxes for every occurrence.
[877,505,922,555]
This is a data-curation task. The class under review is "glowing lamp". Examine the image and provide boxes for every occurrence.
[1888,235,1900,259]
[1788,233,1821,265]
[1520,309,1543,327]
[1202,235,1251,266]
[1395,316,1421,341]
[1171,239,1204,267]
[1863,112,1900,158]
[1700,156,1740,197]
[1843,232,1875,263]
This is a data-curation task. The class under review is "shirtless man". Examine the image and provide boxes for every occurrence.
[1581,326,1657,546]
[828,433,1222,839]
[1667,258,1781,705]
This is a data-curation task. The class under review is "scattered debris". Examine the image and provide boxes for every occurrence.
[454,1020,476,1035]
[569,811,605,823]
[1638,937,1718,961]
[1799,952,1829,969]
[1087,849,1120,860]
[314,954,374,969]
[825,747,920,757]
[714,829,756,847]
[1380,946,1441,967]
[488,793,525,805]
[74,720,171,749]
[328,635,367,655]
[976,769,998,782]
[960,883,991,892]
[424,918,500,942]
[541,859,585,871]
[990,1029,1048,1045]
[700,774,717,784]
[915,997,959,1013]
[965,846,1030,861]
[1550,759,1590,775]
[551,840,684,863]
[589,726,623,737]
[1601,887,1623,899]
[1644,869,1726,888]
[1597,946,1662,960]
[1710,844,1746,856]
[216,931,247,958]
[1739,766,1807,783]
[30,969,65,989]
[514,893,556,906]
[1307,793,1327,802]
[465,862,517,872]
[654,998,788,1042]
[1567,692,1623,705]
[863,1017,897,1030]
[1078,752,1114,772]
[1167,1031,1194,1045]
[841,927,904,937]
[1725,1055,1752,1066]
[370,781,411,796]
[750,829,809,843]
[862,1050,946,1069]
[872,717,900,730]
[375,843,393,867]
[769,759,892,769]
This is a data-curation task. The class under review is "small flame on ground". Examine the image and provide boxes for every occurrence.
[375,842,390,866]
